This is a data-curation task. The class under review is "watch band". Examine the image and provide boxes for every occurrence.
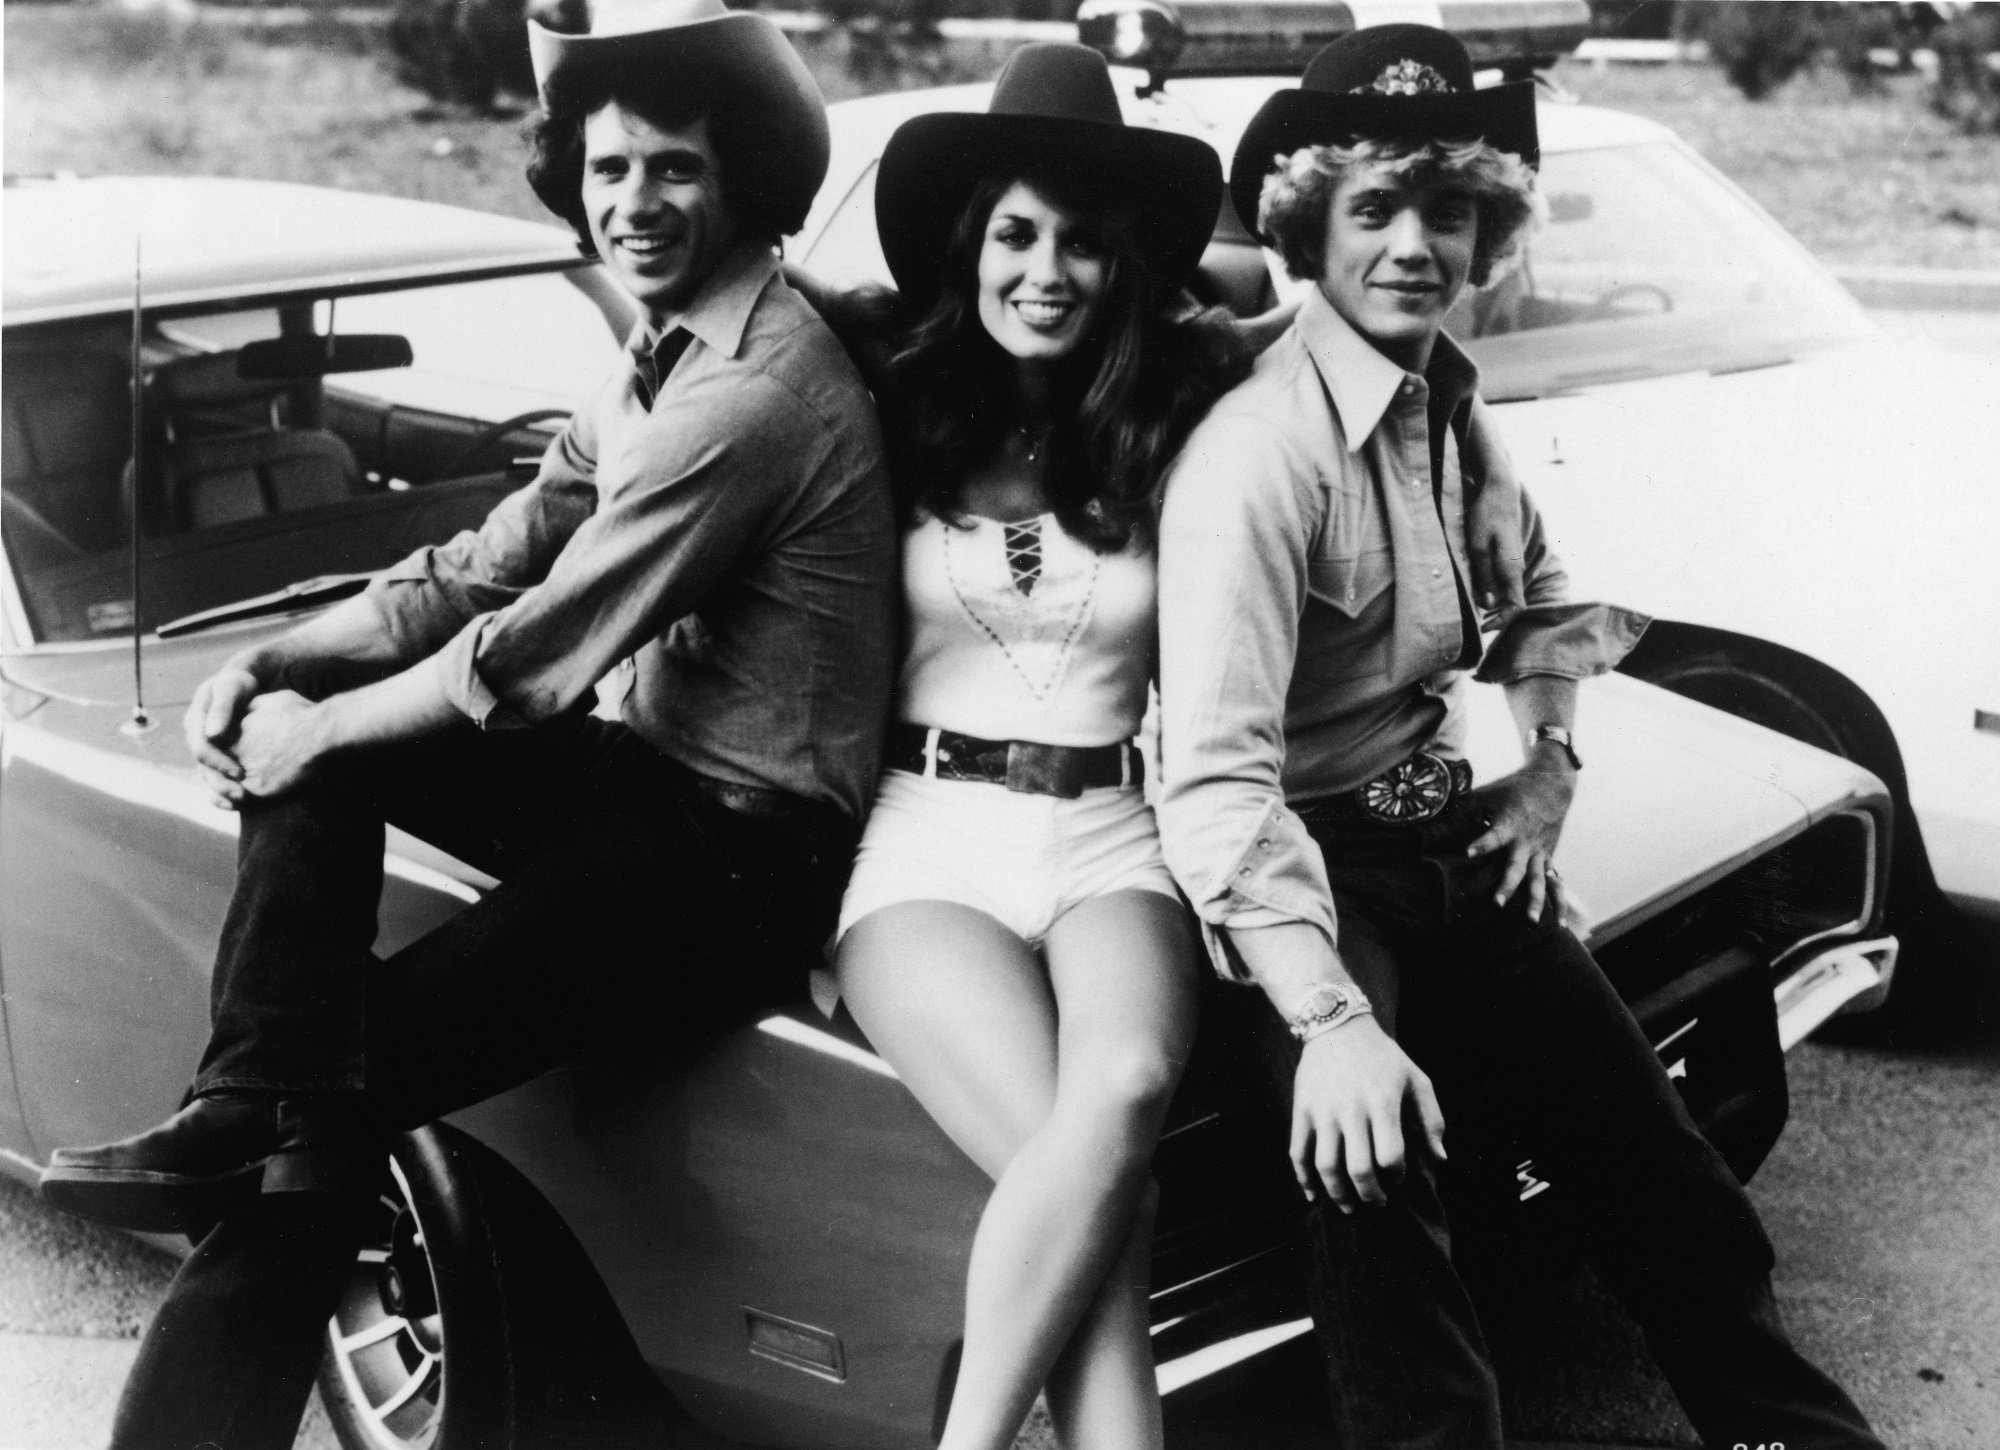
[1530,723,1582,770]
[1286,983,1375,1042]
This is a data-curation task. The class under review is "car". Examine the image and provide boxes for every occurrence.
[0,153,1897,1450]
[797,0,2000,989]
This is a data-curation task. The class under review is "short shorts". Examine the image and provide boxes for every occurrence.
[836,770,1180,947]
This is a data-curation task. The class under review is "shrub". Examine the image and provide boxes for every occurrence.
[1931,4,2000,134]
[1700,1,1823,101]
[387,0,585,110]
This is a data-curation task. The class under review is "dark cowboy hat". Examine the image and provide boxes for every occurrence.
[1230,24,1538,240]
[528,0,829,225]
[874,43,1222,308]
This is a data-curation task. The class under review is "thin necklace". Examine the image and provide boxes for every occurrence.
[1016,423,1050,464]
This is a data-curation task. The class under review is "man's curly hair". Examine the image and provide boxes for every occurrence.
[524,64,809,254]
[1258,137,1544,288]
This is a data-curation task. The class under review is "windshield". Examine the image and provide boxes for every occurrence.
[3,267,622,645]
[1448,140,1873,399]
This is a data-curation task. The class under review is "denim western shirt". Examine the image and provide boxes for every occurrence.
[1156,288,1648,978]
[362,243,898,820]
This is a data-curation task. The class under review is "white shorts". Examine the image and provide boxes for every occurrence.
[837,770,1180,947]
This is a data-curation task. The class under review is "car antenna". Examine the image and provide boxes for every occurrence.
[120,234,156,738]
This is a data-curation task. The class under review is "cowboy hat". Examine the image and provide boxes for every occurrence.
[529,0,828,225]
[1230,24,1538,240]
[874,43,1222,308]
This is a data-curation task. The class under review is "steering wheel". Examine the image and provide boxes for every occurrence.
[1584,282,1674,320]
[438,409,573,480]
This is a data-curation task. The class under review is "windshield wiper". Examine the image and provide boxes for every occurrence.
[156,572,375,638]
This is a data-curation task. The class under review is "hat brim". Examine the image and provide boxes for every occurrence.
[875,112,1223,310]
[1230,80,1538,240]
[528,15,829,223]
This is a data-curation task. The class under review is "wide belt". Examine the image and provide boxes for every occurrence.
[1297,751,1475,828]
[886,723,1141,799]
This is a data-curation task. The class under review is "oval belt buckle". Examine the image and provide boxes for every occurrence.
[1357,751,1455,823]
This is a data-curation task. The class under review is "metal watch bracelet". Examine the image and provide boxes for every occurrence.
[1286,983,1374,1042]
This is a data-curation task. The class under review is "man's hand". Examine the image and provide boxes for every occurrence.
[1464,766,1576,922]
[1290,1016,1447,1212]
[227,690,332,802]
[184,665,264,807]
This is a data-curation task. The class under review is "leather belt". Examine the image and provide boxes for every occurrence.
[1297,752,1475,828]
[686,770,850,835]
[886,723,1141,799]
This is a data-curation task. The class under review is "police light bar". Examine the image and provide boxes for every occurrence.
[1079,0,1590,90]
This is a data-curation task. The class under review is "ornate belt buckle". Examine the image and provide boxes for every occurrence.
[1356,751,1456,823]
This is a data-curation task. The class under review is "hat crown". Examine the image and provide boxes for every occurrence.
[584,0,729,38]
[1300,23,1475,97]
[987,43,1125,127]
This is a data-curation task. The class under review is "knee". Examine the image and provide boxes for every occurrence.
[1083,1046,1183,1136]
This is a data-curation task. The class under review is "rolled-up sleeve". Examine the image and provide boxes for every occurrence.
[435,366,831,729]
[363,398,602,664]
[1157,414,1342,980]
[1475,485,1649,684]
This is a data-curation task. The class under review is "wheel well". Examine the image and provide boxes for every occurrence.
[1619,620,1942,921]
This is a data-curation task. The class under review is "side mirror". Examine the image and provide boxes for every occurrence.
[236,334,414,379]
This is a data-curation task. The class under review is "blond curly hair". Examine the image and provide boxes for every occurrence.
[1258,137,1545,288]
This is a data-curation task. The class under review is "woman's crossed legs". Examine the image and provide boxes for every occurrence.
[837,888,1197,1450]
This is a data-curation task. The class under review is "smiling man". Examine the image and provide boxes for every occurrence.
[1156,25,1883,1450]
[38,2,894,1444]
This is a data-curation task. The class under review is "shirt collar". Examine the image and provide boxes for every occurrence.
[626,241,779,364]
[1295,287,1482,454]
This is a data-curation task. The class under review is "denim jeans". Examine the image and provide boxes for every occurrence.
[1256,793,1882,1450]
[115,709,856,1449]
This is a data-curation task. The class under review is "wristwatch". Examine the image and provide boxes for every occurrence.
[1287,983,1375,1044]
[1529,723,1582,771]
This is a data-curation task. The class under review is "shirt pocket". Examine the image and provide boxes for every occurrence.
[1301,548,1394,684]
[1306,548,1393,620]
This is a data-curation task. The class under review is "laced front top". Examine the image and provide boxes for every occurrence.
[895,510,1156,748]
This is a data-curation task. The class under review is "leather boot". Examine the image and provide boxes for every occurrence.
[39,1092,373,1233]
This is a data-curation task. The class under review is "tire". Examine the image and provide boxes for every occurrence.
[317,1124,672,1450]
[1620,624,1962,1017]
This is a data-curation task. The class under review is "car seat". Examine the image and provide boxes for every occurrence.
[127,350,366,533]
[2,347,136,570]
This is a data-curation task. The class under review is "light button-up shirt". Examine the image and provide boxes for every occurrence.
[1157,288,1648,977]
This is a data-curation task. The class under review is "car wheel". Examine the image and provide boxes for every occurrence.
[317,1124,669,1450]
[1620,624,1960,1012]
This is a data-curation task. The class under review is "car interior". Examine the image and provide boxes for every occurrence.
[2,313,570,645]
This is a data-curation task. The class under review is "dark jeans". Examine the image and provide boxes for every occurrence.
[1259,793,1882,1450]
[114,710,856,1450]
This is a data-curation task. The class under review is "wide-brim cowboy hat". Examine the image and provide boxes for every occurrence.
[529,0,828,224]
[1231,23,1538,240]
[875,43,1222,309]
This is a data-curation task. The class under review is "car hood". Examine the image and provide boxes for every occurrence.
[1488,334,2000,850]
[2,623,1880,949]
[1455,673,1881,943]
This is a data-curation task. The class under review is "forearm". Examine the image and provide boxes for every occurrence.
[1503,673,1580,772]
[1229,921,1364,1019]
[224,593,413,689]
[311,657,464,755]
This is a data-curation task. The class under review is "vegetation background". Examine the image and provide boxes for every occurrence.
[5,3,1997,271]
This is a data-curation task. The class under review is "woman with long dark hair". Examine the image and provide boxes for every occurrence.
[829,44,1245,1450]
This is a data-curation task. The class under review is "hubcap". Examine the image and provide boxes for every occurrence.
[326,1158,447,1448]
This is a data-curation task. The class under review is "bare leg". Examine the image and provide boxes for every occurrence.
[835,890,1196,1450]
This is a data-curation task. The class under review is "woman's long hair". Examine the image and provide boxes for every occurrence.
[882,166,1248,552]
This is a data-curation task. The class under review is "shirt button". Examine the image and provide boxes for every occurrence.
[1432,567,1442,579]
[1238,867,1252,878]
[1257,838,1272,849]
